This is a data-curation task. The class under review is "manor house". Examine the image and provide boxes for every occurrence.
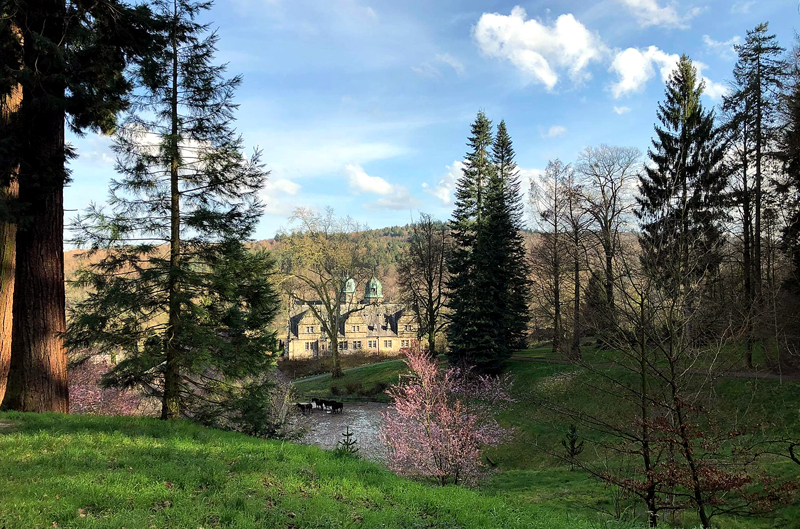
[285,277,419,359]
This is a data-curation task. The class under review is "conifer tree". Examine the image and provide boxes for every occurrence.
[487,121,530,352]
[778,41,800,292]
[637,55,727,291]
[446,111,499,372]
[0,0,158,412]
[66,0,278,422]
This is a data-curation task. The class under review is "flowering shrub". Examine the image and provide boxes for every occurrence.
[379,348,513,486]
[69,359,148,416]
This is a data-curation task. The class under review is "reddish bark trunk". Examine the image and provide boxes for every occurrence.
[0,81,21,406]
[3,2,69,413]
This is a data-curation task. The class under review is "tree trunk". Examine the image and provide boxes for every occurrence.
[571,255,581,360]
[162,5,181,419]
[4,4,69,413]
[0,64,21,405]
[330,334,342,378]
[742,140,754,369]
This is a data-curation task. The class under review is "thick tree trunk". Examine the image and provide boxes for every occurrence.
[4,4,69,413]
[0,73,21,405]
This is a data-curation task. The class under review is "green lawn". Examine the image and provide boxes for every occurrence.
[293,360,408,403]
[0,412,634,529]
[483,356,800,529]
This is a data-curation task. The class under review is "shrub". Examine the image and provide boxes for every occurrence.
[69,358,149,416]
[330,384,340,396]
[344,382,362,394]
[379,349,513,486]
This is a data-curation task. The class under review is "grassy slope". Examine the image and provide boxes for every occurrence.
[485,347,800,529]
[294,347,800,528]
[293,360,408,403]
[0,412,619,529]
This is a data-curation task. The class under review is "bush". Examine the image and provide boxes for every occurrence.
[344,382,362,394]
[330,385,340,396]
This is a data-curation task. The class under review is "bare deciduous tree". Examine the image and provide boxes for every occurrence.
[397,213,450,357]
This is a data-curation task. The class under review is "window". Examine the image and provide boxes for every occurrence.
[341,341,348,350]
[401,339,410,348]
[404,325,412,332]
[383,339,392,349]
[351,325,360,332]
[304,342,311,351]
[368,340,376,349]
[305,326,314,334]
[353,340,362,349]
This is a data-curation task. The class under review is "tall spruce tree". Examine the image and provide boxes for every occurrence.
[637,55,727,291]
[722,23,785,366]
[488,121,531,352]
[66,0,278,422]
[446,111,499,372]
[0,0,157,412]
[779,40,800,292]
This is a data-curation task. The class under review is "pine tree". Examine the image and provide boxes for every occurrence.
[66,0,278,422]
[446,111,499,372]
[637,55,727,291]
[778,40,800,292]
[489,121,531,352]
[722,23,785,366]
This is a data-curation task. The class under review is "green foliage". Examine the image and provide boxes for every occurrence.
[0,412,616,529]
[335,425,359,457]
[294,360,407,403]
[637,55,728,284]
[66,0,278,422]
[560,424,585,471]
[447,112,530,374]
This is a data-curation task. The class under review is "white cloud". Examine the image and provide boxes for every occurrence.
[610,46,679,97]
[542,125,567,138]
[261,178,302,216]
[730,1,754,14]
[613,0,700,29]
[345,163,394,195]
[264,178,300,196]
[423,161,464,205]
[613,106,631,114]
[365,189,419,211]
[702,34,741,58]
[435,53,465,75]
[473,6,606,90]
[413,53,465,78]
[610,46,726,100]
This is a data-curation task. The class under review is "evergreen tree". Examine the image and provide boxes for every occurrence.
[779,40,800,292]
[66,0,278,422]
[0,0,158,412]
[446,111,499,372]
[637,55,727,290]
[487,121,530,352]
[722,23,785,366]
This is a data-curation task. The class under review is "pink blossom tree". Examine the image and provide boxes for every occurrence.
[69,358,146,416]
[379,348,512,486]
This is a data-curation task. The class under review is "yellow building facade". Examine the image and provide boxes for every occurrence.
[285,277,419,359]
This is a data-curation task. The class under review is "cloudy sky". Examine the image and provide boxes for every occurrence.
[66,0,798,240]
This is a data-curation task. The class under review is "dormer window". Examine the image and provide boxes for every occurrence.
[351,325,360,332]
[305,326,314,334]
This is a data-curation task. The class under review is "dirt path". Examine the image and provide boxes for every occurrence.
[298,402,389,462]
[511,356,800,381]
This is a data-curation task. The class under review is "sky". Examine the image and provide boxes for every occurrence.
[66,0,800,241]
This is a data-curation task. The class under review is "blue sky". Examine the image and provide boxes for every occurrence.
[66,0,798,240]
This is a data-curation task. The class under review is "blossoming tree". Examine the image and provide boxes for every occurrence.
[379,348,513,486]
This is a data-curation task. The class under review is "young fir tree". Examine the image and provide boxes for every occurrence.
[637,55,727,290]
[66,0,279,423]
[487,121,530,352]
[446,111,499,372]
